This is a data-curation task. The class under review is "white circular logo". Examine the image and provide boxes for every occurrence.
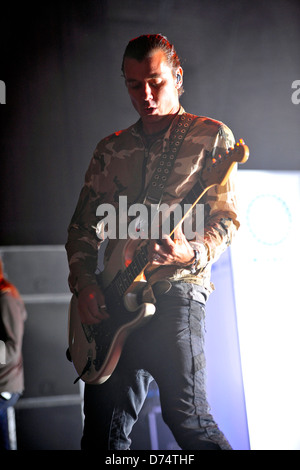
[246,194,292,245]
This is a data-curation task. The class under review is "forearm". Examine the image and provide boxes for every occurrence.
[189,177,240,271]
[66,155,104,294]
[65,225,100,294]
[204,213,238,261]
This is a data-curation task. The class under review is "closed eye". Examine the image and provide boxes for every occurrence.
[149,79,164,88]
[126,78,164,90]
[126,80,141,90]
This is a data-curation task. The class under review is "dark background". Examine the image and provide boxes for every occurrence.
[1,0,300,245]
[1,1,298,449]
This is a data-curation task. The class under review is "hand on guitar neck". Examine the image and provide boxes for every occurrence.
[78,284,109,325]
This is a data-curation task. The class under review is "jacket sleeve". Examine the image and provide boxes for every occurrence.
[65,150,105,294]
[0,293,26,367]
[190,124,240,270]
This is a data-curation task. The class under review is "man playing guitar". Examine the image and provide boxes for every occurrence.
[66,34,247,450]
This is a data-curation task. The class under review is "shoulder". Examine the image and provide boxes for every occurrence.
[0,280,20,299]
[93,125,144,167]
[86,122,142,176]
[186,114,234,145]
[95,122,139,152]
[190,114,231,132]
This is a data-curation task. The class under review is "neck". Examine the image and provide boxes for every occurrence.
[142,106,180,135]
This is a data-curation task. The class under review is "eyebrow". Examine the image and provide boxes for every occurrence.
[125,73,163,82]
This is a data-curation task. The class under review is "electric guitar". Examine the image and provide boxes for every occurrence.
[68,140,249,384]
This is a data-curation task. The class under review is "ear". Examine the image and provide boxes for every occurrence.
[175,67,183,87]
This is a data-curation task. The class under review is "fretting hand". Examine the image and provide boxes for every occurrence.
[77,284,109,325]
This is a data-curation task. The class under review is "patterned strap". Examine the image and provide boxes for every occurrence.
[143,112,196,207]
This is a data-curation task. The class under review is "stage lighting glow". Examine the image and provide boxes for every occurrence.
[231,170,300,450]
[246,194,292,246]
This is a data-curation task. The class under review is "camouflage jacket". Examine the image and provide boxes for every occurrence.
[66,107,240,297]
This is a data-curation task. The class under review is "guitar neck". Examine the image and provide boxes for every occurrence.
[108,244,149,298]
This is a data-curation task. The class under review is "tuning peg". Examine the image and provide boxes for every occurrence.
[236,138,245,147]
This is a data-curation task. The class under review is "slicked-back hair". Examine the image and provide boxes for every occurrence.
[121,34,184,96]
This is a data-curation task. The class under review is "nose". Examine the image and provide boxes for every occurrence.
[142,82,153,101]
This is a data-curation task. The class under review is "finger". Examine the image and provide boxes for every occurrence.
[157,236,176,257]
[98,304,110,320]
[149,238,174,264]
[172,224,186,242]
[82,307,107,325]
[148,240,161,262]
[152,252,163,264]
[78,305,99,325]
[94,290,110,319]
[89,302,109,321]
[79,299,108,324]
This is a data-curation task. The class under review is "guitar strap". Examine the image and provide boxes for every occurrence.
[139,113,197,301]
[142,112,196,208]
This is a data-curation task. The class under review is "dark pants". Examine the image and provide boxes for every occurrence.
[81,283,232,450]
[0,393,19,450]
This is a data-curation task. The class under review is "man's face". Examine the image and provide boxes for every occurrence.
[123,49,182,127]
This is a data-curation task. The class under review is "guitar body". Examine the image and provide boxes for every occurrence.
[68,292,155,385]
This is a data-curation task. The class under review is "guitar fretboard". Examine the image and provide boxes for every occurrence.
[109,245,149,298]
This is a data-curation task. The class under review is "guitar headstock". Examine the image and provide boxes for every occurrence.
[201,139,249,188]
